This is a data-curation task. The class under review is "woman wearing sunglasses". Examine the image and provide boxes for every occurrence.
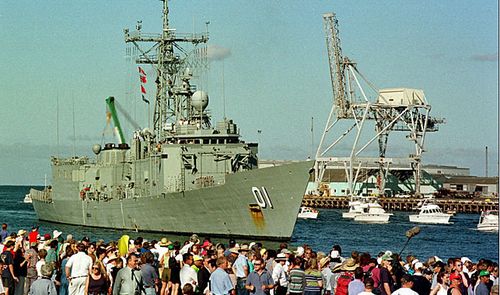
[86,261,110,295]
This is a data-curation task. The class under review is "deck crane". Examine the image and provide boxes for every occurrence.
[315,13,444,197]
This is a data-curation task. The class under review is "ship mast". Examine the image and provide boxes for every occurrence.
[124,0,208,141]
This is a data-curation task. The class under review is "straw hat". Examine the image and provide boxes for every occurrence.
[320,257,331,268]
[17,229,27,236]
[275,253,287,261]
[53,230,62,239]
[333,258,358,272]
[229,247,239,254]
[238,244,250,252]
[159,238,172,247]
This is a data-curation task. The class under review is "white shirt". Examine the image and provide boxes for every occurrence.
[36,260,46,278]
[66,251,92,277]
[391,287,419,295]
[272,262,288,287]
[180,264,198,288]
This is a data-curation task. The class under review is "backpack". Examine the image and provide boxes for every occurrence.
[335,271,353,295]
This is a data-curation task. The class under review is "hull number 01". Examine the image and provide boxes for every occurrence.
[251,187,273,209]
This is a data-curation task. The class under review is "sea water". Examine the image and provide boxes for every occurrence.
[1,185,498,262]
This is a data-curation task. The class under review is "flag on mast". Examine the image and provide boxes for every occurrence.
[138,67,149,104]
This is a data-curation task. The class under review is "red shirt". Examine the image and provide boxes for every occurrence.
[28,230,38,243]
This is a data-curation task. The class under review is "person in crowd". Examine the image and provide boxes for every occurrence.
[448,273,463,295]
[379,252,395,295]
[245,258,273,295]
[141,252,159,295]
[180,253,198,290]
[113,254,144,295]
[288,257,306,295]
[28,264,57,295]
[1,240,18,295]
[59,247,74,295]
[233,245,250,295]
[209,257,234,295]
[360,278,376,295]
[348,267,365,295]
[0,224,8,242]
[85,260,109,295]
[430,271,448,295]
[197,257,215,295]
[13,242,27,295]
[272,253,288,295]
[303,258,322,295]
[65,243,92,295]
[474,270,491,295]
[319,257,333,295]
[411,262,431,295]
[391,274,418,295]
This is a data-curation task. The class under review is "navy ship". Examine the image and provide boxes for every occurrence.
[31,0,312,240]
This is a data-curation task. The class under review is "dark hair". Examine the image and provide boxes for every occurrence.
[354,267,364,279]
[183,253,193,263]
[49,239,58,249]
[77,243,86,252]
[437,271,447,284]
[267,249,277,259]
[401,274,414,284]
[38,249,48,259]
[134,237,143,246]
[182,283,194,295]
[208,258,217,268]
[365,277,374,288]
[293,257,303,268]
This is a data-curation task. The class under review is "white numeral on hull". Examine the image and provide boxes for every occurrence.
[251,187,273,209]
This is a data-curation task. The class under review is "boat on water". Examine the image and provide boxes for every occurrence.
[298,207,319,219]
[343,196,392,223]
[23,193,32,204]
[30,1,312,241]
[477,210,498,232]
[409,198,452,224]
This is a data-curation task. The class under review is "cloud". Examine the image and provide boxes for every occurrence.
[206,45,231,61]
[471,53,498,62]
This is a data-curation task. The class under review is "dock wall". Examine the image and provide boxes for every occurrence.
[302,195,499,213]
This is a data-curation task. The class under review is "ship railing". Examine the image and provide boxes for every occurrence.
[29,188,52,203]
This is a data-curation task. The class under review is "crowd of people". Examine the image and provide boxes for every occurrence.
[0,223,498,295]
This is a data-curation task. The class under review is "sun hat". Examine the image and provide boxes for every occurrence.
[330,250,340,259]
[281,248,292,255]
[238,244,250,252]
[229,247,239,254]
[159,238,172,247]
[275,253,287,261]
[189,234,200,244]
[201,240,211,249]
[17,229,27,236]
[260,248,267,256]
[319,257,331,268]
[294,246,304,256]
[193,255,203,262]
[107,253,120,262]
[414,262,424,270]
[53,230,62,239]
[480,270,490,277]
[461,257,472,264]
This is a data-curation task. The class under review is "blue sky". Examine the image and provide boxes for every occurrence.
[0,0,497,185]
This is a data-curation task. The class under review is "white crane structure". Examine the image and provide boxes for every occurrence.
[315,13,444,197]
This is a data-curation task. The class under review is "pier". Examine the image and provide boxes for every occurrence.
[302,195,499,213]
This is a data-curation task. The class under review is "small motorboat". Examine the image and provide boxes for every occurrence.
[23,193,32,204]
[343,195,392,223]
[409,198,452,224]
[298,206,319,219]
[477,210,498,232]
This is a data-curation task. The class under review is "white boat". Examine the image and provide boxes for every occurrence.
[342,196,363,218]
[23,193,32,204]
[477,210,498,231]
[409,198,452,224]
[298,206,319,219]
[343,196,392,223]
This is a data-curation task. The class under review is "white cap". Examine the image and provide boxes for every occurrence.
[461,257,472,264]
[414,262,424,270]
[330,250,340,259]
[295,246,304,256]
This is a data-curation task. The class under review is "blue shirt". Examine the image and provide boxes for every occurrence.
[234,255,248,278]
[210,268,234,295]
[348,279,365,295]
[246,270,274,295]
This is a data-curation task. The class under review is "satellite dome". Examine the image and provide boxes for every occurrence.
[191,90,209,112]
[92,144,102,155]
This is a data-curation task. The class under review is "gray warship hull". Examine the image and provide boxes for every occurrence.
[32,161,311,240]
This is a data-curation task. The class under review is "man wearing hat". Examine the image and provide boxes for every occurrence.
[333,258,357,295]
[378,252,394,295]
[475,270,491,295]
[272,253,288,295]
[233,244,250,295]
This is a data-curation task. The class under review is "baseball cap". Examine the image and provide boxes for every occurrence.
[480,270,490,277]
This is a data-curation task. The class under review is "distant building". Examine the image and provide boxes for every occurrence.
[422,164,470,176]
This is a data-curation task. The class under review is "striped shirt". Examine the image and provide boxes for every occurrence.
[304,269,322,292]
[288,268,306,294]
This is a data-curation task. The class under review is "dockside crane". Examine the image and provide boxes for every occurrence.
[315,13,444,197]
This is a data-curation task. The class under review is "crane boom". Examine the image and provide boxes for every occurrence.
[105,96,126,144]
[323,13,349,118]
